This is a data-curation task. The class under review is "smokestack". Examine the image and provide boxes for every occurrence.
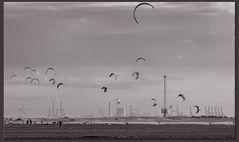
[217,106,222,117]
[52,102,55,118]
[163,75,167,117]
[205,106,207,116]
[123,107,125,117]
[214,106,218,117]
[176,105,179,116]
[48,108,51,118]
[189,106,193,117]
[211,106,214,116]
[207,106,210,116]
[130,105,132,117]
[56,108,59,117]
[108,102,111,118]
[220,106,224,117]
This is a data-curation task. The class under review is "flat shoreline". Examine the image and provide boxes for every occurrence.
[4,123,235,139]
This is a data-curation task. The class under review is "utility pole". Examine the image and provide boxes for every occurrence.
[52,102,55,118]
[163,75,167,117]
[108,102,111,118]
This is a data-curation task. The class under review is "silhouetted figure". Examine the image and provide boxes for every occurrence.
[30,119,32,124]
[59,121,63,128]
[26,120,29,124]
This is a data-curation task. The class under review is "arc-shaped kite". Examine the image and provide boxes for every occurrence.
[133,3,155,24]
[45,67,56,76]
[193,105,200,114]
[109,73,117,80]
[101,87,107,93]
[132,72,140,80]
[9,75,17,80]
[177,94,185,101]
[31,78,40,85]
[151,98,157,107]
[26,77,32,83]
[49,78,56,85]
[115,98,121,104]
[57,83,65,89]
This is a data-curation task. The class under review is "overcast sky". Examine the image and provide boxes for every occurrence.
[4,2,235,118]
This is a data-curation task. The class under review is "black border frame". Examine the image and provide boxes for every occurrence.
[1,0,238,142]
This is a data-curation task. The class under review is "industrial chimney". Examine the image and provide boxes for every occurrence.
[189,106,193,117]
[210,106,214,116]
[48,108,51,118]
[204,106,208,116]
[108,102,111,118]
[207,106,212,116]
[220,106,224,117]
[163,75,167,117]
[176,105,179,116]
[214,106,218,117]
[52,102,55,118]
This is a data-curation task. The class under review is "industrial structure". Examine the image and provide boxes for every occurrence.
[98,107,107,118]
[189,106,193,117]
[108,102,111,118]
[204,105,224,117]
[129,105,141,117]
[115,107,126,117]
[162,75,168,117]
[48,102,68,118]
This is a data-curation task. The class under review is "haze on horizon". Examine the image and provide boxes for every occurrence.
[4,2,235,118]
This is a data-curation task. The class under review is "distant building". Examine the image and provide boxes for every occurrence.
[129,105,141,117]
[115,107,125,117]
[49,102,68,118]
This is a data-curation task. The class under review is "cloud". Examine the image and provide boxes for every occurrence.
[5,2,234,19]
[178,53,184,60]
[4,2,137,13]
[210,2,234,14]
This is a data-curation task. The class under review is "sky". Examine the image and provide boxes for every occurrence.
[4,2,235,118]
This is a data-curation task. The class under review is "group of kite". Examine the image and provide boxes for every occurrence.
[9,2,200,115]
[100,57,147,107]
[176,93,200,114]
[150,93,200,115]
[101,57,146,93]
[9,67,65,90]
[177,93,200,114]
